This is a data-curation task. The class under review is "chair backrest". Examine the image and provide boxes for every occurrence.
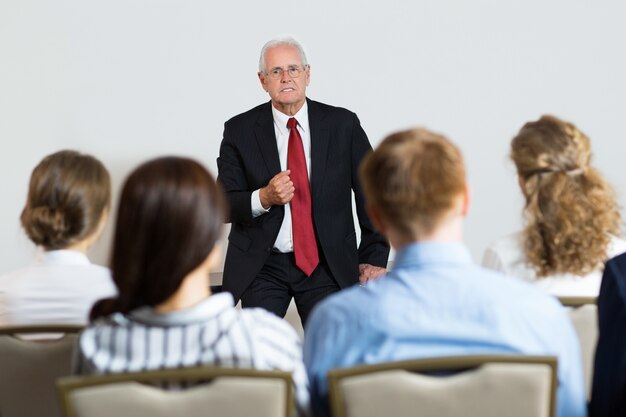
[0,325,83,417]
[558,296,597,401]
[57,367,294,417]
[328,355,558,417]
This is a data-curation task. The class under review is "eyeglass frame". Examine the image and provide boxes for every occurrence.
[262,65,309,80]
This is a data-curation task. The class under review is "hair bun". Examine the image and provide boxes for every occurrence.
[20,150,111,250]
[22,206,75,248]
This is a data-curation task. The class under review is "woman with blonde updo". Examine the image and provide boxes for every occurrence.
[483,115,626,296]
[0,150,116,326]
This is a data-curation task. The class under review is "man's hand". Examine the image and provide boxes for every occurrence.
[260,170,294,208]
[359,263,386,285]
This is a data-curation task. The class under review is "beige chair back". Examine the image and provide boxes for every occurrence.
[559,296,597,401]
[0,325,83,417]
[328,355,558,417]
[57,367,294,417]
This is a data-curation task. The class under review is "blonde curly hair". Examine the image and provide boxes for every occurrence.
[511,115,621,277]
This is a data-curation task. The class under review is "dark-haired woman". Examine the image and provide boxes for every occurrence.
[74,157,309,414]
[483,115,626,297]
[0,150,116,326]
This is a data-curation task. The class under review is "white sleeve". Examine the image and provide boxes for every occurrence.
[251,189,271,218]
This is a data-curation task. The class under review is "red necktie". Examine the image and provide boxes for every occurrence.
[287,117,319,276]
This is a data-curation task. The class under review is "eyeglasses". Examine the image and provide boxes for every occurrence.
[265,65,307,80]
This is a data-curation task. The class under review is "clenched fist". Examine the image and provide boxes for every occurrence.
[260,170,295,208]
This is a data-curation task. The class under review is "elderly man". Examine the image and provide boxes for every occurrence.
[217,37,389,326]
[304,128,586,417]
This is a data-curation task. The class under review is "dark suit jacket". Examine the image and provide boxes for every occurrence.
[217,98,389,300]
[590,252,626,417]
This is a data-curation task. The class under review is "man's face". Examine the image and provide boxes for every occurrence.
[258,45,310,112]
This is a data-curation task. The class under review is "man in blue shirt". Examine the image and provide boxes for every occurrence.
[303,128,586,417]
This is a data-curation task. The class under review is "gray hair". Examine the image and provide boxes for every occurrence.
[258,37,309,74]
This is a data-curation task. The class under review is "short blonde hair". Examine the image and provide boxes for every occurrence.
[360,128,466,240]
[512,115,620,276]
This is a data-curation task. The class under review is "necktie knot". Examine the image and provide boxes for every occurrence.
[287,117,298,130]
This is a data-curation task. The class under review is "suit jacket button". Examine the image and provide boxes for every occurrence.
[266,247,271,253]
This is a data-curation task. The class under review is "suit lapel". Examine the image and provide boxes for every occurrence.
[254,102,282,176]
[308,99,330,201]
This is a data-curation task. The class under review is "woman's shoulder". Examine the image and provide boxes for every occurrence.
[77,313,126,354]
[83,312,127,331]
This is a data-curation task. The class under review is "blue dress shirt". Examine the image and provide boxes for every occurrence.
[304,242,586,417]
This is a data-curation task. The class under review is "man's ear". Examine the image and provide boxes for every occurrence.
[258,72,268,92]
[305,65,311,87]
[367,203,386,235]
[460,183,471,217]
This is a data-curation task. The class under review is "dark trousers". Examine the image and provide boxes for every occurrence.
[240,251,340,328]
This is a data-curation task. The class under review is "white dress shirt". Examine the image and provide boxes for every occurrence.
[482,232,626,297]
[0,249,117,326]
[250,102,311,253]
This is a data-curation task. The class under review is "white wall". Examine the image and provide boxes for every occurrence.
[1,0,625,273]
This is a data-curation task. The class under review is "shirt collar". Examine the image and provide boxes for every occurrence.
[272,101,309,137]
[36,249,92,266]
[392,241,474,270]
[128,292,235,325]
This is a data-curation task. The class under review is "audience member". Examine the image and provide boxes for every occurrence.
[0,150,115,326]
[304,128,586,417]
[483,115,625,296]
[590,252,626,416]
[74,156,309,414]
